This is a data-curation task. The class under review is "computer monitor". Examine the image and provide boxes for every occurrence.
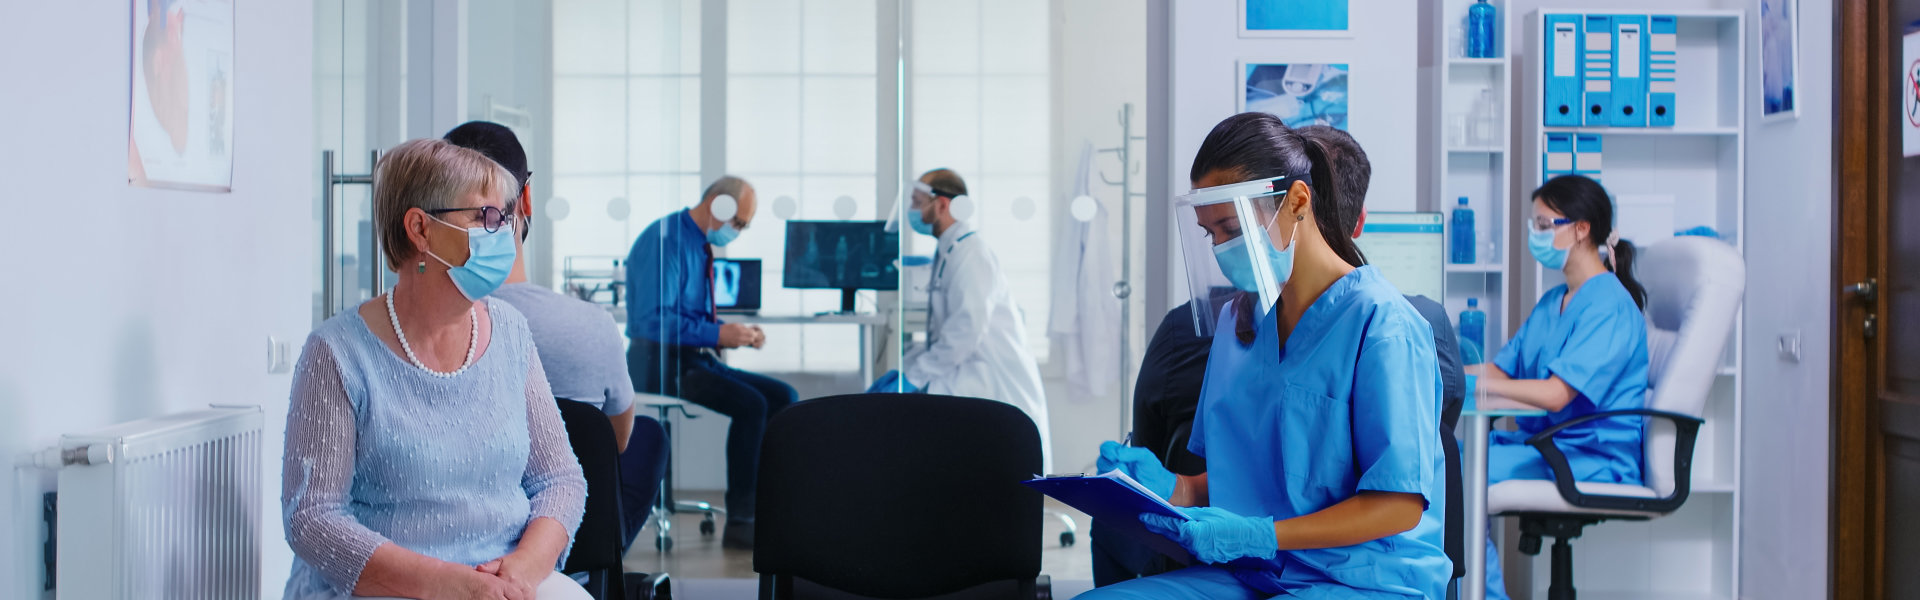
[1354,212,1444,302]
[782,220,899,312]
[713,258,762,313]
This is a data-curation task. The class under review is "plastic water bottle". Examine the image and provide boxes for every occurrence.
[1459,298,1487,363]
[1467,0,1497,58]
[1451,197,1476,264]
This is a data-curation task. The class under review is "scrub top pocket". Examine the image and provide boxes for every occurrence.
[1278,383,1352,516]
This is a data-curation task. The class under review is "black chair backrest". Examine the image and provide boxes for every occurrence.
[1404,295,1467,579]
[754,394,1043,598]
[556,398,625,576]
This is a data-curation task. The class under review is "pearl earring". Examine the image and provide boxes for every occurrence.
[418,261,426,273]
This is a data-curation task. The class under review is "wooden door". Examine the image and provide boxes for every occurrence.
[1837,0,1920,598]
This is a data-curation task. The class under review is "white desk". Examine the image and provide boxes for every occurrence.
[720,313,889,382]
[1460,402,1549,600]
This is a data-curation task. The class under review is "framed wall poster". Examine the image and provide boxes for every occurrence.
[1239,62,1351,130]
[1759,0,1799,119]
[1240,0,1351,39]
[130,0,235,191]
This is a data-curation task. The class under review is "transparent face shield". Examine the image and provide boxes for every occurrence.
[1172,175,1297,337]
[884,181,937,234]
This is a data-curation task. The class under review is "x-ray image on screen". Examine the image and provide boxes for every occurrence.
[714,260,741,306]
[783,221,899,291]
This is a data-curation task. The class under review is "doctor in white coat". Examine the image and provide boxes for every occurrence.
[869,169,1053,472]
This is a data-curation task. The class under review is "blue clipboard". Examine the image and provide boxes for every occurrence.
[1022,472,1274,569]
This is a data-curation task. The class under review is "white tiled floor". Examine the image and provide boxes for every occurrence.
[621,491,1097,597]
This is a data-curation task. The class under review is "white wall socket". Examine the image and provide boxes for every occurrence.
[268,337,294,374]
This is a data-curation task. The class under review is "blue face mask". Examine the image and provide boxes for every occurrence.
[1212,236,1261,292]
[707,222,741,247]
[426,217,517,301]
[1266,218,1298,289]
[1212,219,1296,294]
[1528,228,1569,270]
[908,208,936,236]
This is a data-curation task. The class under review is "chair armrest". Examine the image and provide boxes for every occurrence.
[1522,409,1703,513]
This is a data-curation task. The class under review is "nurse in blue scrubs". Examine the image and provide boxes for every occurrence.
[1467,174,1650,600]
[1085,112,1448,599]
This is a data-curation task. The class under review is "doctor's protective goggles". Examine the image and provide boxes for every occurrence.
[1171,173,1310,337]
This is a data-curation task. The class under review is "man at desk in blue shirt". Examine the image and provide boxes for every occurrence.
[626,175,796,550]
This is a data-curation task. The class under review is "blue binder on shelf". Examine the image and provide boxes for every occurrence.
[1574,133,1603,181]
[1610,15,1649,127]
[1544,15,1584,126]
[1021,472,1270,568]
[1544,132,1575,183]
[1648,15,1678,126]
[1582,15,1614,126]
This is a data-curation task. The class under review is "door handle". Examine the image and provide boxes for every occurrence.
[321,150,381,319]
[1844,278,1878,303]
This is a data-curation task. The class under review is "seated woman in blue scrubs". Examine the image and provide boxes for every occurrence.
[1086,112,1448,599]
[1467,174,1649,600]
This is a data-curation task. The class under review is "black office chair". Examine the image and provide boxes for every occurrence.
[754,393,1051,600]
[554,398,672,600]
[1403,294,1468,592]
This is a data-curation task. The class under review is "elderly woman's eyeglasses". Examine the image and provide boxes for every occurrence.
[1528,216,1573,232]
[427,203,517,233]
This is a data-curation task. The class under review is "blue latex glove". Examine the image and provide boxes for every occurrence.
[865,370,921,394]
[1140,506,1278,565]
[866,370,900,393]
[1096,440,1176,499]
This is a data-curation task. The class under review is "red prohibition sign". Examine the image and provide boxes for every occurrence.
[1908,59,1920,127]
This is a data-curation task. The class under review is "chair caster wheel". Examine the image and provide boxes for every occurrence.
[656,536,674,551]
[1060,532,1075,547]
[1519,533,1542,556]
[700,519,716,536]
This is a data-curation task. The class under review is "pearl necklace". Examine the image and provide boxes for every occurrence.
[386,289,478,378]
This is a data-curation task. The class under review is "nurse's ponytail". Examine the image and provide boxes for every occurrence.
[1532,175,1648,310]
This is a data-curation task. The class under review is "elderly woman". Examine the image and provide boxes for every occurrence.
[282,138,589,600]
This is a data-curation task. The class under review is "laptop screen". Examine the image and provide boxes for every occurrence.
[713,258,762,312]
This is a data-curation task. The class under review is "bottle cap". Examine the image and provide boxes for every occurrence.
[1458,197,1469,205]
[1468,298,1479,307]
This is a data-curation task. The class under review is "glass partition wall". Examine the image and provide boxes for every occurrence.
[315,0,1149,574]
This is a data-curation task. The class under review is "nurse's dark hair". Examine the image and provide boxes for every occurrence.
[1190,113,1369,343]
[1532,175,1648,310]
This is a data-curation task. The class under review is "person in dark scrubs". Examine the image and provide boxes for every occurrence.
[1090,300,1218,586]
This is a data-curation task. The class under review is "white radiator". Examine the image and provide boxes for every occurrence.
[52,406,265,600]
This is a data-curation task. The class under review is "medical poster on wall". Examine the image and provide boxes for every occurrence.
[1760,0,1799,119]
[1240,62,1350,131]
[1240,0,1350,38]
[129,0,234,192]
[1903,30,1920,156]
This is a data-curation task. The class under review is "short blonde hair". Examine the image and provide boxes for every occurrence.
[374,138,517,270]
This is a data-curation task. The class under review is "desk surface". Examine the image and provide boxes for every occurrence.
[1461,408,1550,417]
[721,313,888,325]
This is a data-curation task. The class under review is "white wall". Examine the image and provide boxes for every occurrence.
[0,1,314,598]
[1164,0,1420,309]
[1046,0,1150,475]
[1733,0,1831,597]
[1168,0,1421,210]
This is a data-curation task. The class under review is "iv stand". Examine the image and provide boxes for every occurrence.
[1097,104,1146,442]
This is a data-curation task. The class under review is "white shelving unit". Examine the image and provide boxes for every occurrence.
[1520,9,1745,600]
[1435,0,1514,359]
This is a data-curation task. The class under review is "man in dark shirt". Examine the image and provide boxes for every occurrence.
[1091,301,1215,585]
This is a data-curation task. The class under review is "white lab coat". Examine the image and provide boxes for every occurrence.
[903,221,1054,473]
[1048,142,1121,403]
